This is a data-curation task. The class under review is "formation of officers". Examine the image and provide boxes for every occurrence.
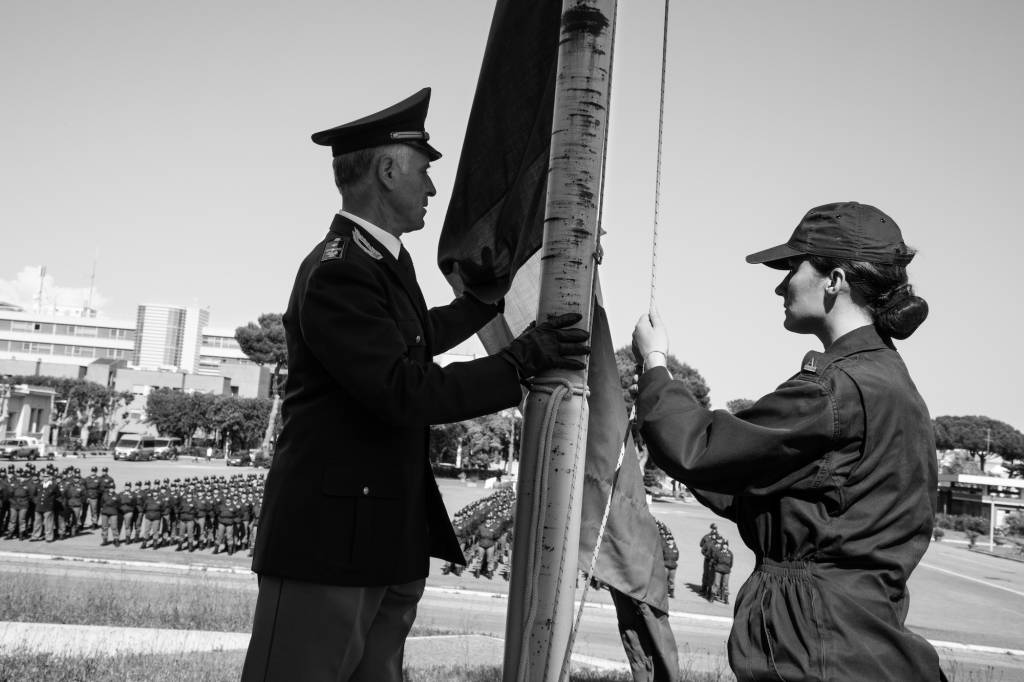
[0,462,265,556]
[440,486,684,602]
[699,523,734,604]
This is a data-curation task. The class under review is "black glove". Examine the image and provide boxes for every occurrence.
[499,312,590,378]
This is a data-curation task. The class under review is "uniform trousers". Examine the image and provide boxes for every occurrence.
[32,511,54,541]
[119,511,134,540]
[99,513,118,542]
[7,508,29,536]
[241,575,425,682]
[88,498,99,526]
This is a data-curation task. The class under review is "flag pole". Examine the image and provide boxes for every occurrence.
[502,2,617,680]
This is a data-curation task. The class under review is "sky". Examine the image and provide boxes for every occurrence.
[2,1,1022,430]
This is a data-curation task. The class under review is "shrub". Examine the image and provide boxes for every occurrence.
[932,528,945,541]
[1005,512,1024,537]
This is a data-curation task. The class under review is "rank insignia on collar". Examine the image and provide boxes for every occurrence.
[352,229,383,260]
[321,237,348,262]
[801,352,820,374]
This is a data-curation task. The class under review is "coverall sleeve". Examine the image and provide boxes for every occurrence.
[636,366,838,496]
[299,258,521,427]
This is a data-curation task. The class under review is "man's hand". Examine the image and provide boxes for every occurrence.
[500,312,590,378]
[632,308,670,369]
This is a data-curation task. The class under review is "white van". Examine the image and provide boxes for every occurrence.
[113,435,157,461]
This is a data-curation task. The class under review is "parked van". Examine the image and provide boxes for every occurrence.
[113,435,157,461]
[153,437,182,460]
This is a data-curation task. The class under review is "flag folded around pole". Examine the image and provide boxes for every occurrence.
[438,1,679,678]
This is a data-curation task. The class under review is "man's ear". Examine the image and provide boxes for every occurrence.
[376,154,397,189]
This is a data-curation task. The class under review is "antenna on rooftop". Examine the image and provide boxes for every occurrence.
[86,250,98,314]
[36,265,46,314]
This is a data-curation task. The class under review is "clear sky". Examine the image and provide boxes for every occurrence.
[2,1,1022,430]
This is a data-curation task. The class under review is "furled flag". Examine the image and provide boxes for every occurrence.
[438,1,679,679]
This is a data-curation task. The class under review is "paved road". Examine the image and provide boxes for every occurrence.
[5,469,1023,678]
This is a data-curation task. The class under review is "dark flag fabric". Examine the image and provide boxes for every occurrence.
[437,1,679,679]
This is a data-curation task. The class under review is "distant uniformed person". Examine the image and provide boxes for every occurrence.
[140,485,165,549]
[6,471,31,540]
[98,484,120,546]
[116,482,137,544]
[85,466,102,528]
[699,523,719,599]
[0,469,10,532]
[30,469,57,542]
[712,538,733,604]
[655,519,679,599]
[243,88,589,682]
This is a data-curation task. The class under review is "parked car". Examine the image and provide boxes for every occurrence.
[0,438,41,460]
[112,435,157,462]
[225,451,249,467]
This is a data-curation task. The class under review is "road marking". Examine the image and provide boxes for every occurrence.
[918,561,1024,599]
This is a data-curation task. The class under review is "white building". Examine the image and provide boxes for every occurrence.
[0,304,264,398]
[0,307,135,366]
[133,304,209,373]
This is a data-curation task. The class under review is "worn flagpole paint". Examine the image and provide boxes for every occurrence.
[502,2,617,681]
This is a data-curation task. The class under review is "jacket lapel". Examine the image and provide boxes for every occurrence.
[328,215,432,350]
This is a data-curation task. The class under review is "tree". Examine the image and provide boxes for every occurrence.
[727,398,755,414]
[144,389,217,446]
[430,422,467,465]
[5,374,131,445]
[933,415,1024,474]
[614,346,712,490]
[235,313,287,454]
[613,346,711,412]
[212,396,272,452]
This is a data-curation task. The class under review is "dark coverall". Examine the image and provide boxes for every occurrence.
[637,326,943,681]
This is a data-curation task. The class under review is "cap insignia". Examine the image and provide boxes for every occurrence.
[352,229,383,260]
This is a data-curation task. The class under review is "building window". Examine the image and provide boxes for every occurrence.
[29,408,43,433]
[12,322,35,332]
[75,326,98,337]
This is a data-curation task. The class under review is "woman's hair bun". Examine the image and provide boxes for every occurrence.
[875,287,928,340]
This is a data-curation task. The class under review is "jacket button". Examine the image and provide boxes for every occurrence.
[414,335,422,343]
[362,486,369,495]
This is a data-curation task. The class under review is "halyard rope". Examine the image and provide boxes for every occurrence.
[562,0,672,677]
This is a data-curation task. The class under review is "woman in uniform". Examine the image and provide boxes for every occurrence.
[632,202,945,681]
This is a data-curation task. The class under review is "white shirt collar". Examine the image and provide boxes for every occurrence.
[339,211,402,260]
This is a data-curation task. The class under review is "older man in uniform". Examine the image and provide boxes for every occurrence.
[242,89,588,682]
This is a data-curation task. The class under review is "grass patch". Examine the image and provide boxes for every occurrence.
[0,651,711,682]
[0,570,257,632]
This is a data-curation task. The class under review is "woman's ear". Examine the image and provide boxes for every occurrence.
[825,268,848,296]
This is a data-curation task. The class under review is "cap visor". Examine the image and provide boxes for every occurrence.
[745,243,803,269]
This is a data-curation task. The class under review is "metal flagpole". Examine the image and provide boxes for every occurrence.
[502,1,617,681]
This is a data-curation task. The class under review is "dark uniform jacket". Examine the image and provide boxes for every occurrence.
[253,215,522,587]
[637,325,941,681]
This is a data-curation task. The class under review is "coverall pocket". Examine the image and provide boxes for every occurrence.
[750,573,827,682]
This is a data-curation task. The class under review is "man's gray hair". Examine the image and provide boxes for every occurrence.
[332,144,414,195]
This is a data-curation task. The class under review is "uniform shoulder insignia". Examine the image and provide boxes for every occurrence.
[321,237,348,262]
[352,229,383,260]
[801,351,823,374]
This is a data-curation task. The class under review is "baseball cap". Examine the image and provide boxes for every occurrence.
[746,202,915,269]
